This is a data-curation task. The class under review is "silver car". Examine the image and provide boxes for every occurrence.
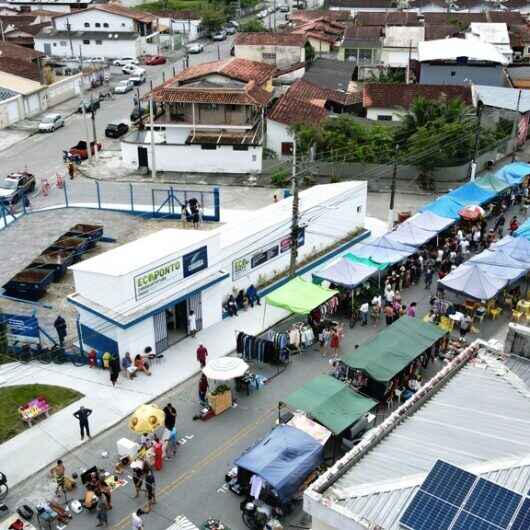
[38,113,65,132]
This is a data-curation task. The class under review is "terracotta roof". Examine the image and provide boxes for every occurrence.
[343,25,382,43]
[355,11,419,26]
[509,24,530,48]
[234,32,306,46]
[0,57,40,81]
[90,4,155,24]
[275,61,306,76]
[423,12,487,25]
[328,0,393,8]
[424,23,462,41]
[150,9,200,20]
[288,9,351,22]
[363,83,473,109]
[171,58,276,85]
[487,11,526,24]
[268,94,328,126]
[0,14,38,25]
[0,41,44,62]
[5,22,49,36]
[186,126,262,146]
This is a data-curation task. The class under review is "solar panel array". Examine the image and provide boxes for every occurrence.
[400,461,530,530]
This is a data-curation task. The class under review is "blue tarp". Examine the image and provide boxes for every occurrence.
[421,196,463,219]
[387,221,437,247]
[514,219,530,239]
[439,263,507,300]
[313,257,377,288]
[446,182,496,206]
[495,162,530,186]
[469,249,527,282]
[492,235,530,263]
[407,211,455,232]
[352,235,416,264]
[234,425,323,501]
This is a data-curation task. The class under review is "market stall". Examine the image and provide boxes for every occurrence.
[406,210,455,232]
[312,257,378,289]
[495,161,530,186]
[386,221,437,247]
[344,253,390,270]
[421,195,463,220]
[475,173,512,194]
[341,316,447,401]
[349,235,416,265]
[492,235,530,262]
[469,250,527,282]
[446,181,496,206]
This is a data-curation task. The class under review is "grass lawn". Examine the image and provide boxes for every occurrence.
[0,384,83,444]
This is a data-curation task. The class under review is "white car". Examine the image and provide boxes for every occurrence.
[89,56,106,63]
[38,113,65,132]
[113,57,139,66]
[187,42,204,54]
[257,9,268,18]
[122,64,145,75]
[114,80,134,94]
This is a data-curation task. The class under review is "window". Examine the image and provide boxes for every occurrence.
[201,144,217,150]
[207,104,219,111]
[377,115,392,121]
[83,39,90,44]
[95,40,102,45]
[95,22,101,27]
[262,52,276,63]
[451,71,456,77]
[103,22,109,28]
[233,145,248,151]
[60,41,66,46]
[121,22,126,27]
[53,42,57,46]
[356,205,362,213]
[281,142,293,155]
[84,22,90,27]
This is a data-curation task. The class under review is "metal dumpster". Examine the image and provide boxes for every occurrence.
[64,224,103,249]
[49,236,90,261]
[31,249,76,281]
[3,268,55,300]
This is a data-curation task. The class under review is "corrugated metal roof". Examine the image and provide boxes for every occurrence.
[320,353,530,529]
[474,85,530,113]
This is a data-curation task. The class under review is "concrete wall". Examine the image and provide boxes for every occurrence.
[36,35,139,59]
[234,44,305,69]
[167,19,202,41]
[366,107,402,121]
[420,64,505,87]
[121,141,263,174]
[309,37,332,54]
[381,48,416,68]
[0,94,23,128]
[23,90,47,117]
[505,323,530,359]
[266,118,292,158]
[117,318,155,358]
[46,73,81,107]
[201,280,225,328]
[54,10,136,32]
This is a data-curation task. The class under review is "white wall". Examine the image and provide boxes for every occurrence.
[54,10,135,32]
[77,307,118,341]
[0,94,23,128]
[234,44,305,69]
[168,18,202,41]
[201,280,226,329]
[366,107,402,121]
[36,35,139,59]
[121,141,263,174]
[30,4,70,12]
[74,270,132,310]
[117,318,156,358]
[381,48,417,68]
[46,73,81,106]
[22,90,47,117]
[266,118,293,159]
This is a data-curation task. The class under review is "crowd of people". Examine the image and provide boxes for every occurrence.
[223,284,261,317]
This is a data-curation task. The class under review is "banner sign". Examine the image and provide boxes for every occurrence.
[232,229,305,281]
[134,246,209,301]
[3,313,40,345]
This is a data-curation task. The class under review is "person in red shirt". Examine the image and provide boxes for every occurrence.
[196,344,208,368]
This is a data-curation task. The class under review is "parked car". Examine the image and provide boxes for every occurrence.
[257,10,268,18]
[280,4,290,11]
[212,30,227,41]
[69,140,102,160]
[187,42,204,54]
[227,20,239,28]
[38,113,65,132]
[105,121,129,138]
[113,57,139,66]
[130,107,149,123]
[114,80,134,94]
[0,171,36,206]
[89,56,106,63]
[123,64,146,76]
[224,25,236,35]
[77,98,100,113]
[129,74,145,86]
[145,55,166,65]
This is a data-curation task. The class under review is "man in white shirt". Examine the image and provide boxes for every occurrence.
[188,310,197,338]
[360,301,369,326]
[132,509,144,530]
[385,288,394,304]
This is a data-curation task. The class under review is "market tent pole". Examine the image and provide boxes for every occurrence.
[262,300,268,329]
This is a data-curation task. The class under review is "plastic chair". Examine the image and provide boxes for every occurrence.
[489,307,502,319]
[512,309,523,322]
[439,316,452,333]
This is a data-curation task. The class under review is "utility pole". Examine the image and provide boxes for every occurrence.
[66,18,74,58]
[388,144,399,230]
[0,20,5,41]
[289,137,298,278]
[149,94,157,179]
[78,47,92,162]
[469,103,482,181]
[90,97,99,161]
[406,40,412,84]
[511,89,522,162]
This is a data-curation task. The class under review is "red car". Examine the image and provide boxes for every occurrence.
[69,140,102,160]
[145,55,166,65]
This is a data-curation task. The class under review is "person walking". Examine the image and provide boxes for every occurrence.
[198,373,208,405]
[165,426,178,460]
[153,436,163,471]
[96,495,109,527]
[163,403,177,440]
[109,354,120,387]
[196,344,208,368]
[407,302,417,317]
[144,467,156,513]
[424,267,434,290]
[73,405,92,440]
[359,301,369,326]
[132,465,144,498]
[460,314,472,339]
[132,509,145,530]
[54,315,67,348]
[383,304,394,326]
[188,310,197,338]
[50,459,66,496]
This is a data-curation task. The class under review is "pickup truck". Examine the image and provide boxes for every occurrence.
[69,140,102,160]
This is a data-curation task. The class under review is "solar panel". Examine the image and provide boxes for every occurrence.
[400,491,458,530]
[511,498,530,530]
[463,478,522,529]
[421,460,476,506]
[451,512,503,530]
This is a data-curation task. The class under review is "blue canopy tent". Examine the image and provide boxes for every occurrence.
[351,235,416,265]
[514,219,530,239]
[439,264,507,300]
[386,221,437,247]
[313,257,377,289]
[495,162,530,186]
[446,182,497,206]
[469,249,528,282]
[421,196,462,219]
[492,236,530,263]
[234,425,323,502]
[407,211,455,233]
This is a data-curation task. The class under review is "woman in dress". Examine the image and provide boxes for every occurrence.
[153,436,163,471]
[330,330,340,356]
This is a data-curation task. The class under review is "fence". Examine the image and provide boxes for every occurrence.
[0,181,221,231]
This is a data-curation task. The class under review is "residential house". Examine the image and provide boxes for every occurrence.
[0,15,50,47]
[381,25,425,68]
[509,24,530,59]
[468,22,513,62]
[417,37,509,86]
[508,66,530,88]
[153,10,203,42]
[339,25,383,70]
[354,10,419,26]
[288,9,351,25]
[234,32,306,71]
[34,4,157,59]
[328,0,395,17]
[303,57,356,99]
[6,0,95,13]
[121,58,276,174]
[291,17,346,55]
[0,41,44,81]
[304,345,530,530]
[363,82,472,121]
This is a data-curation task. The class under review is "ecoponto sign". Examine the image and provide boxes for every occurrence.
[134,246,209,301]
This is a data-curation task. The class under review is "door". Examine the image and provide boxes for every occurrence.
[138,146,148,168]
[187,292,203,331]
[153,310,168,354]
[43,43,51,56]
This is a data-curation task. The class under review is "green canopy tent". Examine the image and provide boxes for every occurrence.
[280,374,377,436]
[342,316,447,400]
[344,253,389,270]
[475,173,511,194]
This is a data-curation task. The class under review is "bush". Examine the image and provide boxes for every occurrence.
[271,168,290,186]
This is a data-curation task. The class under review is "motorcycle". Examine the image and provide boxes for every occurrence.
[240,500,282,530]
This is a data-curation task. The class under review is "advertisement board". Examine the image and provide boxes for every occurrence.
[232,229,305,281]
[3,313,40,345]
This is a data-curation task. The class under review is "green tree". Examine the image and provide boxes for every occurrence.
[200,5,227,33]
[369,67,405,84]
[239,18,268,32]
[304,42,315,65]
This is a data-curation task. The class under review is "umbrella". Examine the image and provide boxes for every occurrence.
[128,404,165,434]
[203,357,249,381]
[459,205,485,221]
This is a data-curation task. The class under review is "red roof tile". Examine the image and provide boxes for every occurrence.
[234,32,306,46]
[0,41,45,62]
[150,9,200,20]
[363,83,473,109]
[424,23,462,41]
[268,94,327,126]
[90,4,155,24]
[354,11,419,26]
[0,57,40,80]
[289,9,351,22]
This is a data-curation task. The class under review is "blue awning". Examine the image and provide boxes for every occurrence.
[313,257,377,289]
[514,219,530,239]
[447,182,497,206]
[439,263,507,300]
[469,250,527,282]
[351,235,416,264]
[495,162,530,186]
[421,196,462,219]
[492,235,530,263]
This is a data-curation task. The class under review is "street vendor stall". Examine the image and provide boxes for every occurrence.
[406,210,455,232]
[495,161,530,186]
[469,250,527,282]
[341,316,447,400]
[475,173,512,194]
[349,235,416,265]
[386,221,437,247]
[492,235,530,262]
[312,257,377,289]
[422,195,463,220]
